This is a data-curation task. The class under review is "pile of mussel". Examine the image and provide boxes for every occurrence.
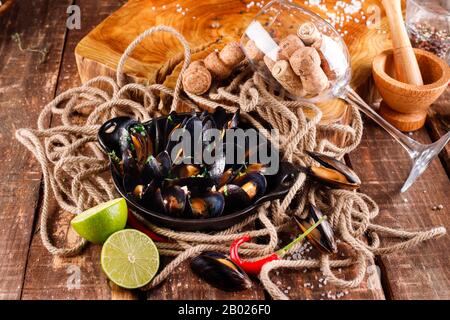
[109,107,270,219]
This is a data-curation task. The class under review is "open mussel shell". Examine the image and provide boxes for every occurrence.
[161,185,187,216]
[295,205,337,254]
[129,123,153,163]
[190,252,252,292]
[142,151,172,182]
[232,172,267,201]
[171,163,202,179]
[219,184,251,213]
[187,191,225,218]
[306,151,361,190]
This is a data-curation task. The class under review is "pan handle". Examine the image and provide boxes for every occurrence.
[97,117,136,154]
[254,162,301,205]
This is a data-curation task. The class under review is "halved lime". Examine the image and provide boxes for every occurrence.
[101,229,160,289]
[70,198,128,244]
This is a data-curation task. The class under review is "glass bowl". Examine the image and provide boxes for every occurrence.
[406,0,450,61]
[240,0,351,103]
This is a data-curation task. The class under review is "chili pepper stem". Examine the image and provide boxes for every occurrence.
[276,216,326,257]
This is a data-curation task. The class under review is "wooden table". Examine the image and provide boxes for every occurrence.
[0,0,448,300]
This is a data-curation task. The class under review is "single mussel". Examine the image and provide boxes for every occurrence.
[190,252,252,292]
[305,151,361,190]
[294,205,337,254]
[129,123,153,163]
[219,172,267,213]
[232,172,267,201]
[187,191,225,218]
[171,163,202,179]
[161,185,187,216]
[142,151,171,182]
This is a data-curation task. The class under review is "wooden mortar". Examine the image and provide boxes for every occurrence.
[372,48,450,131]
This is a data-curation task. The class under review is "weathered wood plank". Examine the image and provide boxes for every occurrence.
[347,116,450,300]
[0,0,75,300]
[427,89,450,176]
[147,258,265,300]
[20,0,128,300]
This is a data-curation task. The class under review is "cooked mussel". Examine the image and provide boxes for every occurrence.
[190,252,252,292]
[111,107,274,220]
[305,151,361,190]
[294,205,337,254]
[187,191,225,218]
[233,172,267,201]
[162,185,187,216]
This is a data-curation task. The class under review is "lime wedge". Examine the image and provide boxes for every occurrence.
[71,198,128,244]
[101,229,160,289]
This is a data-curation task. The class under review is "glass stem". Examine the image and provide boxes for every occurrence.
[343,86,423,159]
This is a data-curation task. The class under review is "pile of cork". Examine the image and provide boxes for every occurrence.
[182,22,334,98]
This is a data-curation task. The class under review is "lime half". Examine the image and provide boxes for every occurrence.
[101,229,160,289]
[71,198,128,244]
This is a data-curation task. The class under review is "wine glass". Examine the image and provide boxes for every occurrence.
[240,0,450,193]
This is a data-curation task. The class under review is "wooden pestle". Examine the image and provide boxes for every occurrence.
[382,0,424,85]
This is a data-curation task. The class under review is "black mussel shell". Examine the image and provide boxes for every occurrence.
[122,149,139,178]
[211,106,228,131]
[232,172,267,201]
[207,152,226,186]
[129,124,152,163]
[219,184,251,213]
[141,181,166,214]
[216,167,238,188]
[245,163,268,174]
[162,185,187,216]
[190,252,252,292]
[306,151,361,190]
[295,205,337,254]
[187,191,225,218]
[171,163,202,179]
[143,151,172,182]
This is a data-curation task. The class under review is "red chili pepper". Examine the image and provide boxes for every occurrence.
[229,216,326,275]
[230,235,279,275]
[127,211,171,243]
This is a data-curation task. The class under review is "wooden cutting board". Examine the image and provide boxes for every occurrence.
[75,0,395,124]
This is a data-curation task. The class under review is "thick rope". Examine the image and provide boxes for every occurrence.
[15,25,446,299]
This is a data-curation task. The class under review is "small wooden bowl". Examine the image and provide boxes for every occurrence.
[372,48,450,131]
[0,0,15,16]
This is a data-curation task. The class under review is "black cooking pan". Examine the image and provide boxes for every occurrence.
[98,114,299,231]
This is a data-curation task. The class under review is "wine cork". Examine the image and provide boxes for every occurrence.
[317,49,336,80]
[219,42,245,67]
[289,47,329,95]
[244,39,264,61]
[277,34,305,60]
[272,60,305,97]
[182,61,212,95]
[297,22,322,46]
[263,55,276,72]
[204,51,232,79]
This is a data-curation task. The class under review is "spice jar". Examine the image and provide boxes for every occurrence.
[406,0,450,62]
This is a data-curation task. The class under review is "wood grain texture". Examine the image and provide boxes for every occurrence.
[0,0,75,300]
[381,0,423,86]
[373,48,450,132]
[427,89,450,176]
[74,0,395,125]
[20,0,128,300]
[147,259,265,300]
[347,116,450,299]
